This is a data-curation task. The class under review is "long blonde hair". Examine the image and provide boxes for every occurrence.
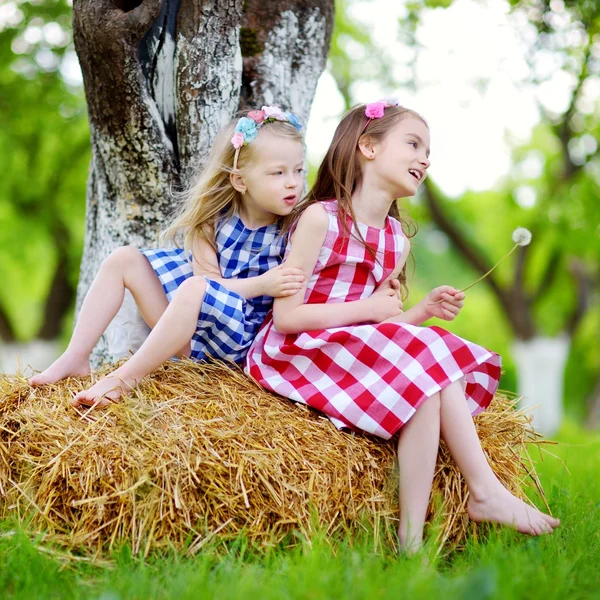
[287,103,426,298]
[162,113,304,254]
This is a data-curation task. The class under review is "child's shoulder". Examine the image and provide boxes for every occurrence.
[297,202,331,227]
[290,202,331,243]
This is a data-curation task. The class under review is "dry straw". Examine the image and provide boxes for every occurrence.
[0,360,552,559]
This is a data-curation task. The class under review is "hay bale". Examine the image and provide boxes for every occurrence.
[0,361,549,557]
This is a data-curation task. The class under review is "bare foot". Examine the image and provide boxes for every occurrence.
[397,525,423,556]
[70,371,137,410]
[398,538,424,557]
[29,353,91,386]
[467,484,560,535]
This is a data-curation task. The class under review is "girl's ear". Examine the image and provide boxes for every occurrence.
[357,135,376,160]
[229,171,247,194]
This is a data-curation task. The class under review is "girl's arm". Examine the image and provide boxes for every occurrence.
[376,237,465,326]
[191,233,304,300]
[272,204,402,334]
[383,287,465,325]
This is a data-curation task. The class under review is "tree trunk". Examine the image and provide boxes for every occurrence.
[511,335,571,436]
[72,0,334,364]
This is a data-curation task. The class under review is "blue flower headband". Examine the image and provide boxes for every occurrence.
[231,106,303,169]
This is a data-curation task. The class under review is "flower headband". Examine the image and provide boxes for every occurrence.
[231,106,303,170]
[362,97,400,131]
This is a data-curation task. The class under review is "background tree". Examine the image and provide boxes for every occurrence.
[2,0,597,433]
[0,0,336,370]
[71,0,334,362]
[395,0,600,433]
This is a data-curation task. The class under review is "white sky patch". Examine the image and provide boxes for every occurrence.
[305,70,345,165]
[306,0,548,197]
[0,0,572,198]
[43,22,69,47]
[514,185,537,209]
[23,24,43,44]
[514,151,545,180]
[59,50,83,87]
[35,48,60,71]
[0,3,23,31]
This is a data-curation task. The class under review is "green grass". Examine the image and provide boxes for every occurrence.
[1,423,599,600]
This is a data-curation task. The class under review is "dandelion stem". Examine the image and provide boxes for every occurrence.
[459,243,519,293]
[429,243,519,305]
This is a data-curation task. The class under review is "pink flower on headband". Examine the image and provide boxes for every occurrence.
[231,132,245,149]
[365,101,387,119]
[263,105,286,120]
[248,110,265,124]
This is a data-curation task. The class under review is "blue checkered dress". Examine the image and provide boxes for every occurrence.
[141,214,285,364]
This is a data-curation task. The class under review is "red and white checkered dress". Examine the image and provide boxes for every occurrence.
[245,200,501,440]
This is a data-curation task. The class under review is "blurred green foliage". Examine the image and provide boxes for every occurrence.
[332,0,599,416]
[0,0,89,341]
[404,0,600,418]
[0,0,598,418]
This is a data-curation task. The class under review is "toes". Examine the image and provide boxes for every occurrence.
[531,521,547,536]
[530,513,556,535]
[96,396,114,406]
[538,519,553,535]
[539,512,560,528]
[530,523,543,536]
[519,522,536,535]
[71,393,112,409]
[546,515,560,528]
[71,392,89,407]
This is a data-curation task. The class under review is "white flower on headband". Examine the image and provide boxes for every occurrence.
[263,106,286,120]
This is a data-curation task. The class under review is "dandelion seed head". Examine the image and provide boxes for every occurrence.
[512,227,532,247]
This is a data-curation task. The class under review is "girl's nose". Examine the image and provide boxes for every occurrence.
[420,156,430,169]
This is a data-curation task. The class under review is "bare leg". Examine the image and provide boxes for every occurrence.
[30,247,169,386]
[397,393,441,553]
[71,276,206,408]
[440,381,560,535]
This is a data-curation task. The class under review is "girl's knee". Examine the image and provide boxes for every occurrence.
[105,245,143,270]
[176,276,207,300]
[442,379,466,397]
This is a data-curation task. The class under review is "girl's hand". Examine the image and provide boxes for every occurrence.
[381,278,402,299]
[423,286,464,321]
[260,263,305,298]
[368,282,404,322]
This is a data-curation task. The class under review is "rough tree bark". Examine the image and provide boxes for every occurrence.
[71,0,334,364]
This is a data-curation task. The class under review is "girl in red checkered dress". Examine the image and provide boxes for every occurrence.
[246,101,560,552]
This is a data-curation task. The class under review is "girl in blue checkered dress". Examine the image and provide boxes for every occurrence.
[30,107,306,407]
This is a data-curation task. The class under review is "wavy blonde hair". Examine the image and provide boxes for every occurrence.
[287,103,426,299]
[162,113,304,255]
